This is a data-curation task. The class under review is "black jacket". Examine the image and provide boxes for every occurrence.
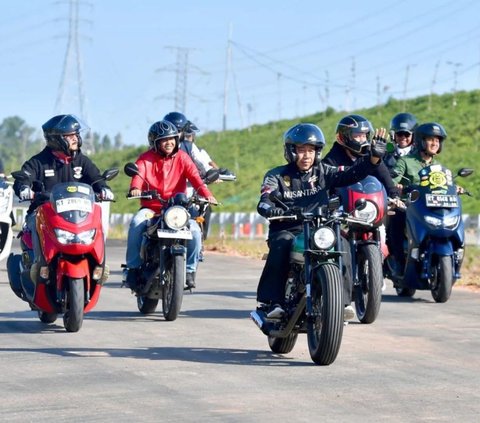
[13,147,108,214]
[322,142,400,198]
[257,156,379,233]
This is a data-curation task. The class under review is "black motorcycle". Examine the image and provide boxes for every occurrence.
[123,163,212,321]
[251,193,371,365]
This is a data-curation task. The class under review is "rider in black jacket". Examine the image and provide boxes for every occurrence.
[13,114,113,269]
[256,122,387,319]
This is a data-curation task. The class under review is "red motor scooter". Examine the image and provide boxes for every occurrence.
[7,168,118,332]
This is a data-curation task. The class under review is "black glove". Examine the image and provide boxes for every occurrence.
[265,207,284,218]
[371,135,387,159]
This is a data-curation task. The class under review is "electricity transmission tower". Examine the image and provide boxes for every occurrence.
[54,0,92,149]
[157,46,208,114]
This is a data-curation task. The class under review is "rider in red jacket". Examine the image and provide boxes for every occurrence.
[125,120,216,289]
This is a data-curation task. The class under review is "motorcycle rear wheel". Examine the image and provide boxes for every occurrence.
[137,296,159,314]
[162,254,185,321]
[63,277,84,333]
[307,263,344,365]
[431,255,453,303]
[268,333,298,354]
[354,244,383,324]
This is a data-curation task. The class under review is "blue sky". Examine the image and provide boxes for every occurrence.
[1,0,479,146]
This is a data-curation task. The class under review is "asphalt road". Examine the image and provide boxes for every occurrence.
[0,241,479,422]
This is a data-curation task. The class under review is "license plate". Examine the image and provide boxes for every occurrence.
[425,194,458,208]
[56,197,92,213]
[157,229,192,240]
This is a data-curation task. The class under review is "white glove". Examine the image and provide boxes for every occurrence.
[19,187,34,201]
[100,188,114,201]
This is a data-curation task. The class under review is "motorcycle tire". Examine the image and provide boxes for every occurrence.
[431,255,453,303]
[162,254,185,321]
[38,311,58,324]
[354,244,383,324]
[268,333,298,354]
[395,287,416,297]
[137,296,159,314]
[307,263,344,365]
[63,277,85,333]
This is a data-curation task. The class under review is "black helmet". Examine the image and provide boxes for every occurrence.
[390,112,417,143]
[42,114,85,155]
[148,120,179,154]
[163,111,199,133]
[414,122,447,155]
[336,114,373,157]
[283,123,325,165]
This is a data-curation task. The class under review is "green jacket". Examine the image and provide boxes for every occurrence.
[392,152,440,188]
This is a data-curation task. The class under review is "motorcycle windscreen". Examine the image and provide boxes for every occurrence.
[50,182,95,224]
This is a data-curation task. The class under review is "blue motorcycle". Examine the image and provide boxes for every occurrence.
[389,165,473,302]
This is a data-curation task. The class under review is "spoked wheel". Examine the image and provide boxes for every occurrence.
[430,255,453,303]
[268,333,298,354]
[63,277,84,333]
[307,263,344,365]
[162,255,185,321]
[38,311,58,324]
[354,244,383,324]
[137,296,159,314]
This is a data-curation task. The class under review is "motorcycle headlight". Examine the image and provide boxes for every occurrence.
[164,206,189,230]
[312,227,336,250]
[425,215,460,229]
[55,228,96,245]
[353,200,378,223]
[424,215,442,227]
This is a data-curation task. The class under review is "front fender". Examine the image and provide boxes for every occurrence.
[429,239,454,256]
[56,258,90,290]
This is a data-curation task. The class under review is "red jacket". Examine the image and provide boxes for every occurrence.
[130,149,213,213]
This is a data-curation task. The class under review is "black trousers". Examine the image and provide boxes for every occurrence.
[386,211,406,267]
[257,230,351,307]
[257,230,296,305]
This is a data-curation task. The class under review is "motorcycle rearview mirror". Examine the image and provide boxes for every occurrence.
[124,162,139,177]
[204,168,220,184]
[457,168,474,178]
[102,167,119,181]
[354,198,367,211]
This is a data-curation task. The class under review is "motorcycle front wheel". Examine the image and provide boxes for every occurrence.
[430,255,453,303]
[63,277,84,333]
[307,263,344,365]
[162,254,185,321]
[354,244,383,324]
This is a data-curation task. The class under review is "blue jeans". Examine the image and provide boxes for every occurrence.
[125,208,202,273]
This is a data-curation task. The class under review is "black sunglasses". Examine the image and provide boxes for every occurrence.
[395,131,412,137]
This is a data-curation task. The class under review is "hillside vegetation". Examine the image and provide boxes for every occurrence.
[92,90,480,214]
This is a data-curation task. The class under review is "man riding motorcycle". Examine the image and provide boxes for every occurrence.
[13,114,114,278]
[256,122,387,320]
